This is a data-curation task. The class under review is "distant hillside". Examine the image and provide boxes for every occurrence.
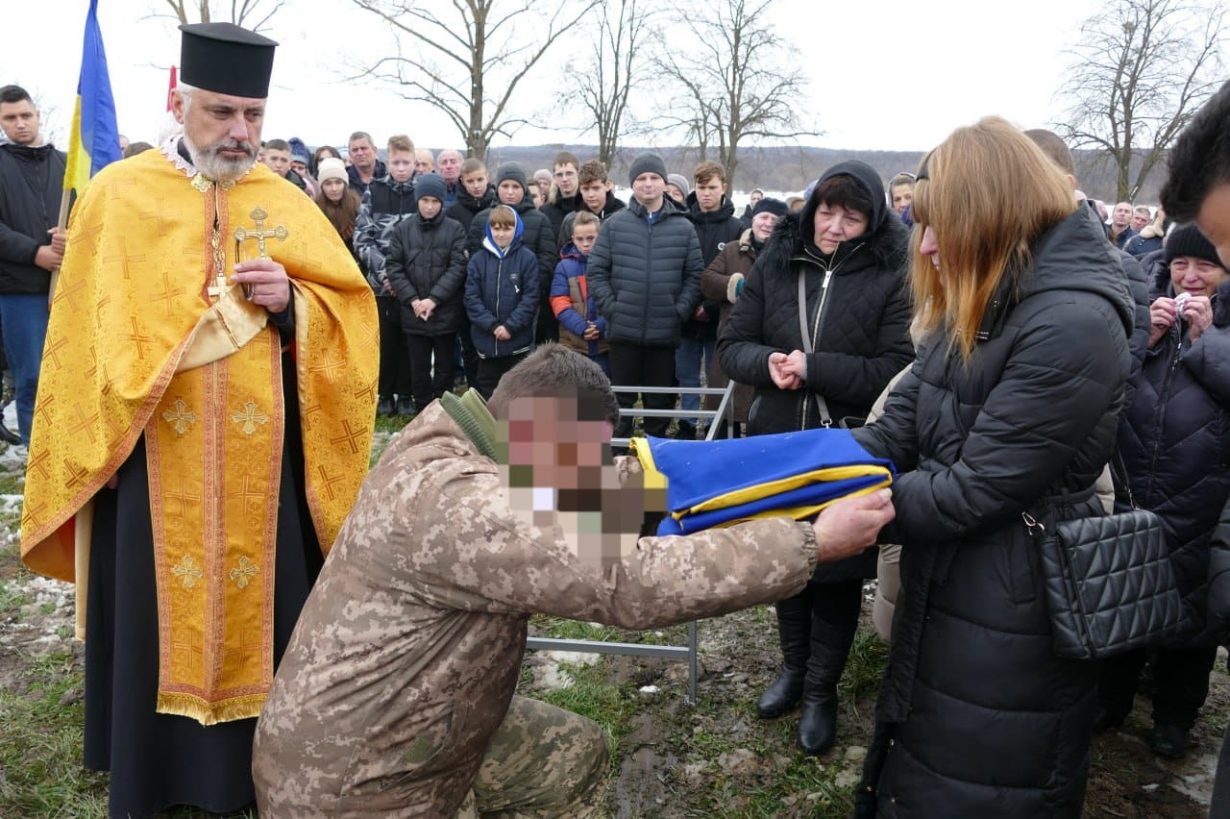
[481,143,1168,205]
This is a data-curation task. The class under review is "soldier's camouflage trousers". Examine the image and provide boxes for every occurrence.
[455,695,609,818]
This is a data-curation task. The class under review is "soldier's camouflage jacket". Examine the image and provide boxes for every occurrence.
[252,401,818,817]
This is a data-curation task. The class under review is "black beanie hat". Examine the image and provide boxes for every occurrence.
[496,162,528,193]
[1166,223,1227,268]
[628,152,668,185]
[752,197,789,219]
[415,173,447,203]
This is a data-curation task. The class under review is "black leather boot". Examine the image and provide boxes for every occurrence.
[376,395,394,416]
[798,580,862,755]
[756,590,811,719]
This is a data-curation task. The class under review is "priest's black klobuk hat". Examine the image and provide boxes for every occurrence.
[179,23,278,99]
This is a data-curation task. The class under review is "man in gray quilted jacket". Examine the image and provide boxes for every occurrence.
[587,152,703,439]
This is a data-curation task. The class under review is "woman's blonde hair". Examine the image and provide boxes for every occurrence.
[911,117,1077,360]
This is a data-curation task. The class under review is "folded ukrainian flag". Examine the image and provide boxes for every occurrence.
[631,428,895,536]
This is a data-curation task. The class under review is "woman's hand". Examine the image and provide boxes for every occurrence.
[813,490,895,563]
[1182,294,1214,343]
[780,350,808,382]
[1149,297,1177,348]
[768,351,801,390]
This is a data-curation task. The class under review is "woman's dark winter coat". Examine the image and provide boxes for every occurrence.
[717,161,913,582]
[385,209,468,335]
[464,220,540,360]
[1115,266,1230,645]
[850,205,1134,818]
[1209,499,1230,643]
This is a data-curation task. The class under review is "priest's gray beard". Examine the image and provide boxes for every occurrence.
[182,131,257,184]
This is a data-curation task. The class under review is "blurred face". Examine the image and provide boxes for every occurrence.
[490,222,515,248]
[387,150,414,183]
[1112,202,1133,228]
[572,223,599,254]
[536,174,552,197]
[554,163,579,197]
[919,225,940,270]
[695,177,725,212]
[438,151,462,182]
[264,148,290,174]
[1196,183,1230,269]
[418,196,442,219]
[504,396,612,493]
[750,190,763,206]
[1132,209,1150,231]
[291,159,307,176]
[751,211,778,242]
[666,184,686,204]
[0,99,41,145]
[813,202,869,253]
[348,138,375,172]
[531,187,545,208]
[498,179,524,205]
[415,149,434,174]
[463,171,488,198]
[891,183,913,215]
[174,88,263,183]
[1170,255,1230,297]
[633,172,665,210]
[580,180,609,213]
[322,178,346,203]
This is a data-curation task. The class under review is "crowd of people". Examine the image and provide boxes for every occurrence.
[3,17,1230,819]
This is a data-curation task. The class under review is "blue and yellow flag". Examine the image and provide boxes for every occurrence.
[631,428,896,536]
[63,0,121,200]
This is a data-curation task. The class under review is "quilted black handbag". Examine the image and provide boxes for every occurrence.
[1025,506,1188,661]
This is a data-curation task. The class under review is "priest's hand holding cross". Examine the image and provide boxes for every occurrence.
[231,259,291,313]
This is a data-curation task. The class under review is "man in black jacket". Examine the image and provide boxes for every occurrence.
[678,160,744,438]
[0,85,66,446]
[588,152,703,440]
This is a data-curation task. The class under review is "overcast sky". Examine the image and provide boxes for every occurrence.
[8,0,1106,160]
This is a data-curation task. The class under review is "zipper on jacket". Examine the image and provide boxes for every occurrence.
[799,267,835,431]
[495,256,503,357]
[1143,325,1185,502]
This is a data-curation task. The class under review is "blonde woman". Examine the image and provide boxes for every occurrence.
[851,118,1133,817]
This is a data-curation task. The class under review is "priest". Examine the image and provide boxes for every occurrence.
[19,23,378,817]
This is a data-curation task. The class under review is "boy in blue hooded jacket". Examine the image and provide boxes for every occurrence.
[464,205,541,398]
[549,211,610,375]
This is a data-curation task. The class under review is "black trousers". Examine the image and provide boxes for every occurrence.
[609,343,676,439]
[476,353,527,400]
[457,314,479,389]
[1098,643,1220,729]
[377,295,411,399]
[405,331,456,411]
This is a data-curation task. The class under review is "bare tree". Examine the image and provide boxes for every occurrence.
[162,0,285,30]
[560,0,651,167]
[1058,0,1227,201]
[655,0,817,187]
[350,0,598,159]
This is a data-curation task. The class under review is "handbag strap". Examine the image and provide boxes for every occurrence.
[1111,451,1140,511]
[797,271,833,427]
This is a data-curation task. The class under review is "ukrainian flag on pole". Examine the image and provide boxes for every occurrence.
[63,0,121,202]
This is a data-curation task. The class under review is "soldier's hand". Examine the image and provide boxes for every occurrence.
[232,258,291,314]
[813,489,894,563]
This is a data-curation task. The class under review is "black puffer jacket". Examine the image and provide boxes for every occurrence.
[717,162,913,436]
[0,143,66,294]
[385,210,468,335]
[851,206,1134,818]
[446,184,494,233]
[1208,498,1230,643]
[1115,267,1230,645]
[587,197,703,347]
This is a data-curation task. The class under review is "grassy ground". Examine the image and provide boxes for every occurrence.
[0,421,1226,817]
